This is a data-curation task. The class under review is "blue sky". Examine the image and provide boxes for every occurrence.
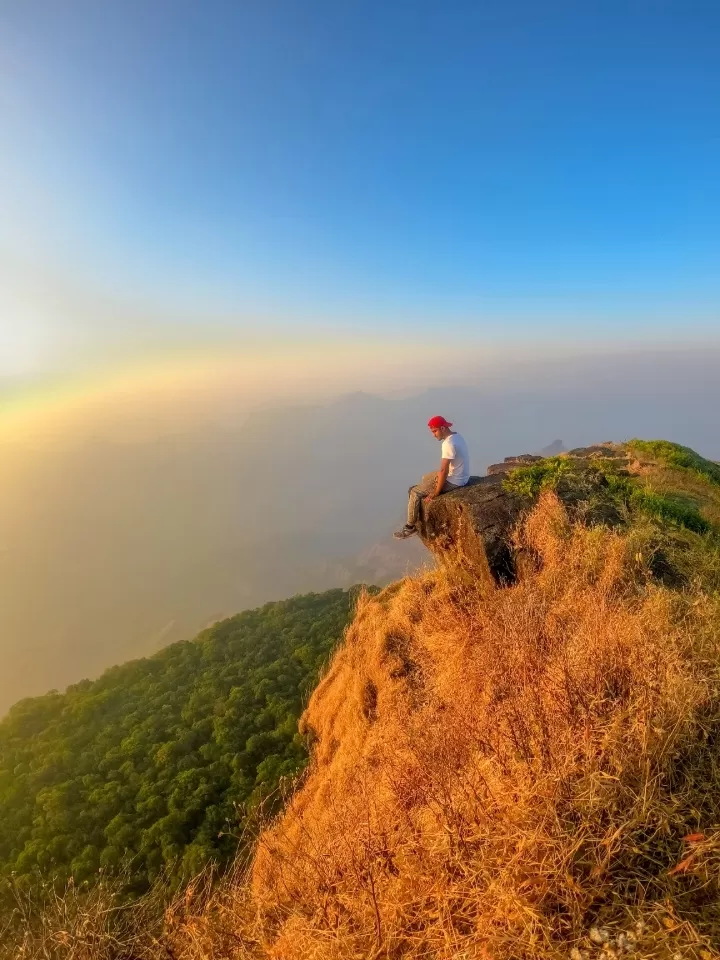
[1,0,719,381]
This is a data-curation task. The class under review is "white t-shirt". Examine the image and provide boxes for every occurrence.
[441,432,470,486]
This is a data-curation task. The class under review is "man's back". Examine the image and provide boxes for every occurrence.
[441,431,469,486]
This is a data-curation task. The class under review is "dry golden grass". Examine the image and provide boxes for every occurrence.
[242,494,720,959]
[0,872,163,960]
[9,493,720,959]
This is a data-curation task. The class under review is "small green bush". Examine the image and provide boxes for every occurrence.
[631,439,720,487]
[602,469,710,533]
[502,458,575,498]
[630,489,710,534]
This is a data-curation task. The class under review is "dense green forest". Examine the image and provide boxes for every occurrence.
[0,588,358,899]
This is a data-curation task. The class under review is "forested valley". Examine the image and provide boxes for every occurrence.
[0,588,359,905]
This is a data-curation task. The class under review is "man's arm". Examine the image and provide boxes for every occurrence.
[425,459,451,501]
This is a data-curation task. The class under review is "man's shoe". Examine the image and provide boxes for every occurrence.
[393,525,417,540]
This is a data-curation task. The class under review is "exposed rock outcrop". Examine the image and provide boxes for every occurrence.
[418,474,523,587]
[419,443,629,585]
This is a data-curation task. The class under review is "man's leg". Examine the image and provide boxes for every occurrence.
[394,473,437,539]
[406,485,424,527]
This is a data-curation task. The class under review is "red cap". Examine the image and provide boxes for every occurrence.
[428,415,453,429]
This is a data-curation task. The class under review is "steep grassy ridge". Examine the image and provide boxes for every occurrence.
[236,496,720,959]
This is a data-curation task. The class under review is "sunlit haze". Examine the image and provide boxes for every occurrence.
[1,2,719,711]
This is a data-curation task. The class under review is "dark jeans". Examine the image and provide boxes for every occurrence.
[407,472,455,526]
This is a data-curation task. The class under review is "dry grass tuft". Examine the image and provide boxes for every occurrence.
[0,872,162,960]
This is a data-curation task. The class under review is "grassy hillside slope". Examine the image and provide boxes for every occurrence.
[8,441,720,960]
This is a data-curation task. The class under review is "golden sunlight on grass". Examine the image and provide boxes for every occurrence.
[9,492,720,959]
[154,494,720,959]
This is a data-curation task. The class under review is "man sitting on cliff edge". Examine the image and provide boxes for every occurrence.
[393,415,470,539]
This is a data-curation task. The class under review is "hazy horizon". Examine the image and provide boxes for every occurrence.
[2,4,720,713]
[1,345,718,715]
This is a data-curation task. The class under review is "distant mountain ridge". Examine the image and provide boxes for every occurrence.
[537,438,565,455]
